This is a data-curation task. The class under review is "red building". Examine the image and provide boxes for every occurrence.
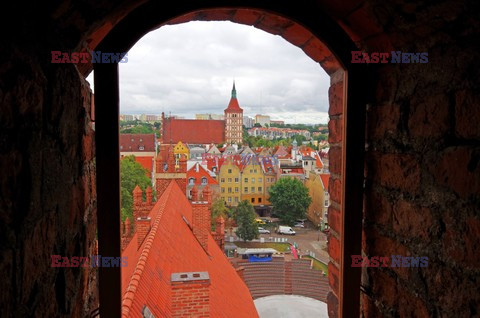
[161,82,244,145]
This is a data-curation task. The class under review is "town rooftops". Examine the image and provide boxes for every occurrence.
[121,181,258,317]
[120,134,156,152]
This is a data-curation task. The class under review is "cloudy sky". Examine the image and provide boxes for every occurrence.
[87,21,330,124]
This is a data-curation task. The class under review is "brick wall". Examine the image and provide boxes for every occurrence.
[0,48,98,316]
[171,273,210,318]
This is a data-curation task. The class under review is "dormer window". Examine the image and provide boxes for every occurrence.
[139,146,145,150]
[201,177,207,185]
[188,178,195,185]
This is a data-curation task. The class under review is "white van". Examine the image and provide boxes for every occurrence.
[277,226,296,235]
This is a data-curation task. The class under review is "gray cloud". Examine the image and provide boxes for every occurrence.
[88,21,330,124]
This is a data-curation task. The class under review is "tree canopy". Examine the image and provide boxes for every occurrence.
[210,196,232,231]
[120,155,154,221]
[268,177,312,225]
[234,200,259,242]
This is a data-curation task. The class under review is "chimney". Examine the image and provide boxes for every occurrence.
[137,217,151,249]
[132,185,143,220]
[192,194,210,251]
[146,186,153,205]
[213,216,225,251]
[191,185,198,201]
[171,272,210,318]
[125,217,131,237]
[202,185,212,206]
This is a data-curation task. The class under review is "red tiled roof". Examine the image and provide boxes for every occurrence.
[134,156,154,175]
[224,97,243,113]
[315,152,324,169]
[187,163,218,185]
[120,134,156,152]
[162,118,224,144]
[320,173,330,190]
[122,182,258,317]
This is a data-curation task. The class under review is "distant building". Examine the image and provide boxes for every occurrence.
[196,113,224,120]
[270,120,285,125]
[255,114,271,127]
[120,114,134,121]
[120,133,157,180]
[243,116,255,128]
[162,82,244,145]
[248,127,311,139]
[224,82,244,144]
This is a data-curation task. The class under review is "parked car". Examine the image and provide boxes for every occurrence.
[294,223,305,228]
[277,226,296,235]
[258,227,270,234]
[255,218,266,225]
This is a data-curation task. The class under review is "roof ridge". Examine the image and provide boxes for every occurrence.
[121,181,175,317]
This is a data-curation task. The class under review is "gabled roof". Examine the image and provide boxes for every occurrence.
[315,152,324,169]
[120,134,156,152]
[320,173,330,191]
[121,182,257,317]
[187,163,218,185]
[162,118,224,144]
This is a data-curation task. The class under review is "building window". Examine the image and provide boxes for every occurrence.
[325,200,329,207]
[235,178,239,183]
[228,178,232,183]
[251,198,255,203]
[252,178,255,183]
[250,169,253,173]
[244,187,248,193]
[228,187,232,193]
[258,178,262,183]
[188,178,195,185]
[258,187,262,192]
[251,187,255,193]
[221,187,225,193]
[228,197,232,203]
[139,146,144,150]
[259,198,262,203]
[254,169,257,173]
[235,197,238,202]
[244,178,248,183]
[201,177,207,185]
[228,169,232,173]
[221,178,225,183]
[235,187,239,193]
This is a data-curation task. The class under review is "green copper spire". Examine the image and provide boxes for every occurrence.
[231,81,237,99]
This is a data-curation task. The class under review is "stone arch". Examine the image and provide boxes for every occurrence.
[92,2,370,317]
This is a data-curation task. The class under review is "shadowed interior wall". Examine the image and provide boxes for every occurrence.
[0,1,479,317]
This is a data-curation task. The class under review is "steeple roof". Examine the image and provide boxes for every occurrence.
[224,81,243,113]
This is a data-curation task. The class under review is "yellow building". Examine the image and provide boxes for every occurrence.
[240,158,266,206]
[173,141,189,167]
[218,158,242,206]
[304,172,330,227]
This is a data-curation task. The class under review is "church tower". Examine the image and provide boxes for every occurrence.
[224,81,244,144]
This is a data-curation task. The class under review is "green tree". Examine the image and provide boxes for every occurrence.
[234,200,259,242]
[210,196,232,231]
[120,155,154,221]
[268,178,312,225]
